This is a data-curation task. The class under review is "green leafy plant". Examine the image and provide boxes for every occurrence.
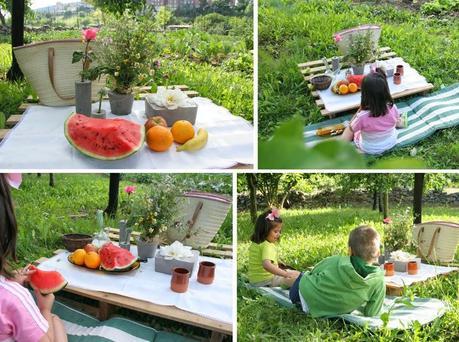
[343,31,377,66]
[383,208,414,253]
[380,293,415,329]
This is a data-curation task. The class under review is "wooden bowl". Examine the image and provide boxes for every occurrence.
[311,75,332,90]
[62,233,92,252]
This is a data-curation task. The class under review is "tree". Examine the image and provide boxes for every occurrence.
[105,173,120,218]
[87,0,145,16]
[246,174,257,224]
[7,0,25,81]
[155,6,173,31]
[413,173,425,224]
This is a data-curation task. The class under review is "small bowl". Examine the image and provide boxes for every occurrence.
[310,75,332,90]
[62,233,93,252]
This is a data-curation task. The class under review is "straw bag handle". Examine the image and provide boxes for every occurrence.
[416,226,441,261]
[185,201,203,239]
[48,48,75,101]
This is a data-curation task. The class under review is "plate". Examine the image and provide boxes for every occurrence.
[67,255,140,273]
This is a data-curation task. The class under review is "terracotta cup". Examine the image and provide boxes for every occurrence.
[393,72,401,85]
[407,261,418,275]
[384,262,395,276]
[396,64,404,76]
[171,267,190,293]
[197,261,216,285]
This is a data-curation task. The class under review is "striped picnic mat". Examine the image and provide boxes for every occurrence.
[304,83,459,150]
[252,286,448,330]
[52,300,195,342]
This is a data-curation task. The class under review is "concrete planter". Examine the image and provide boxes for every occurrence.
[155,249,200,275]
[75,80,92,116]
[136,237,158,260]
[108,91,134,115]
[351,64,365,75]
[145,97,197,126]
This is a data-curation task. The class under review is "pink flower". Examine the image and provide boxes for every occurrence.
[6,173,22,189]
[82,28,98,42]
[266,208,281,221]
[383,217,392,224]
[334,34,342,43]
[124,185,136,195]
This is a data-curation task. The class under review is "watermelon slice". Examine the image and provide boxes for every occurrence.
[64,113,144,160]
[28,266,67,294]
[99,242,138,271]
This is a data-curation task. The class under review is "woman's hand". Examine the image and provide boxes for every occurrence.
[13,265,36,286]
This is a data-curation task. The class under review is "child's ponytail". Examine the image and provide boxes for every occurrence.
[251,208,282,243]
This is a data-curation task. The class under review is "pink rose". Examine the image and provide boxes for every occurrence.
[6,173,22,189]
[82,28,98,42]
[334,34,342,43]
[383,217,392,224]
[124,185,136,195]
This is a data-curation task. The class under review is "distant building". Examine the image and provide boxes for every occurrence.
[148,1,237,11]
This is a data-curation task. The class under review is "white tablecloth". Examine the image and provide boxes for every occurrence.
[319,57,430,113]
[38,249,233,325]
[383,263,457,287]
[0,97,253,169]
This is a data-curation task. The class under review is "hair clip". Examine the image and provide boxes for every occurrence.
[266,208,280,221]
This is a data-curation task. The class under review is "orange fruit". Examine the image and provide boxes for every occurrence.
[348,83,358,93]
[84,243,98,253]
[146,126,174,152]
[171,120,195,144]
[71,249,86,266]
[84,251,101,269]
[339,84,349,95]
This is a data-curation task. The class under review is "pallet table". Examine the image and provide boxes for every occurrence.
[298,47,434,117]
[34,240,233,342]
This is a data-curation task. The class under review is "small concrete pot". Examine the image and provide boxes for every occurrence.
[91,109,106,119]
[351,64,365,75]
[75,80,92,116]
[136,237,158,260]
[108,91,134,115]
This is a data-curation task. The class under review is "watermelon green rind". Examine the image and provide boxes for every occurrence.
[29,266,68,295]
[64,113,145,161]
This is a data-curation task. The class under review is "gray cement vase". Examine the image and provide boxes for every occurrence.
[108,91,134,115]
[351,64,365,75]
[75,80,92,116]
[136,237,158,260]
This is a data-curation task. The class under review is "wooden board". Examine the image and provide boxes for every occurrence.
[35,252,232,336]
[298,47,434,117]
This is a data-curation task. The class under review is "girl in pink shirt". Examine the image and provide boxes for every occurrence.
[0,174,67,342]
[341,68,402,154]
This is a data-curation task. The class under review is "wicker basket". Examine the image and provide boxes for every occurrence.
[413,221,459,263]
[62,233,93,252]
[13,40,105,106]
[334,25,381,56]
[166,192,232,249]
[310,75,332,90]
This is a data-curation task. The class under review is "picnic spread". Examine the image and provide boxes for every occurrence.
[0,97,253,169]
[37,248,233,325]
[384,263,458,287]
[304,83,459,151]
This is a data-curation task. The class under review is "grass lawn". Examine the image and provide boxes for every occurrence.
[237,206,459,341]
[10,173,232,340]
[259,0,459,169]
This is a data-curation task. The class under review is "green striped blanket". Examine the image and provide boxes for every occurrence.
[254,286,448,330]
[304,83,459,150]
[52,301,195,342]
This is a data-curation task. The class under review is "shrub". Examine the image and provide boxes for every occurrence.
[194,13,231,35]
[0,81,28,120]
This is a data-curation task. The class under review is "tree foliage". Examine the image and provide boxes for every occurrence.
[87,0,145,16]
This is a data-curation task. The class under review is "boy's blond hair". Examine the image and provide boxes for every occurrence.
[348,225,380,262]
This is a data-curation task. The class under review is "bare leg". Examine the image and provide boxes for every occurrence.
[52,315,68,342]
[340,126,354,142]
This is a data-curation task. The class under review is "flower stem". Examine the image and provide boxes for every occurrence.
[82,40,90,82]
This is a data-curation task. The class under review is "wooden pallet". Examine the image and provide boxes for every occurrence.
[107,227,233,259]
[34,250,231,341]
[298,47,434,117]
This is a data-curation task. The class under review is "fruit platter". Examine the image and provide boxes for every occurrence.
[331,74,365,95]
[68,242,140,273]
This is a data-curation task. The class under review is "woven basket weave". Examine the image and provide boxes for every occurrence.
[413,221,459,263]
[14,39,105,106]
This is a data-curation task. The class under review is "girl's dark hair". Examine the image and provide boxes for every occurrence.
[0,174,18,278]
[360,68,394,117]
[250,209,282,244]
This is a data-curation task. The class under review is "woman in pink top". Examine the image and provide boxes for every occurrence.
[0,174,67,342]
[341,68,402,154]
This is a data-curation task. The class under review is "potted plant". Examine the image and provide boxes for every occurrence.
[88,17,157,115]
[125,182,179,260]
[72,28,98,116]
[382,208,414,262]
[91,87,108,118]
[343,31,377,75]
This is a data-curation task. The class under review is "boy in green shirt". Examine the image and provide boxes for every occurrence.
[289,225,385,317]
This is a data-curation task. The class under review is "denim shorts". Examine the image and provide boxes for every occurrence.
[289,272,304,305]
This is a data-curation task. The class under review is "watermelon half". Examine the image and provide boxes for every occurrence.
[28,265,68,295]
[99,242,138,271]
[64,113,144,160]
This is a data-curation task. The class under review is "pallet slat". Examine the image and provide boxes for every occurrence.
[6,114,21,128]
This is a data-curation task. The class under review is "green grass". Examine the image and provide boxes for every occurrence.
[259,0,459,168]
[237,206,459,341]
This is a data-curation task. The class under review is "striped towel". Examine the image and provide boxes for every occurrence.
[304,83,459,150]
[51,300,196,342]
[250,286,448,330]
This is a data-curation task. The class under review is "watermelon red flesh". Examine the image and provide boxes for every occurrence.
[99,243,137,271]
[28,266,67,295]
[64,113,144,160]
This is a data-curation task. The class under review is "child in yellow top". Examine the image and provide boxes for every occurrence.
[247,209,300,287]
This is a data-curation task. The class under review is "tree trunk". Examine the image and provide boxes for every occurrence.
[378,192,383,212]
[7,0,24,81]
[372,190,378,210]
[0,11,7,28]
[49,174,54,187]
[105,173,120,218]
[413,173,424,224]
[382,191,389,219]
[246,173,257,224]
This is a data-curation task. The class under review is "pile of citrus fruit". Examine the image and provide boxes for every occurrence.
[144,116,208,152]
[69,244,101,269]
[331,80,359,95]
